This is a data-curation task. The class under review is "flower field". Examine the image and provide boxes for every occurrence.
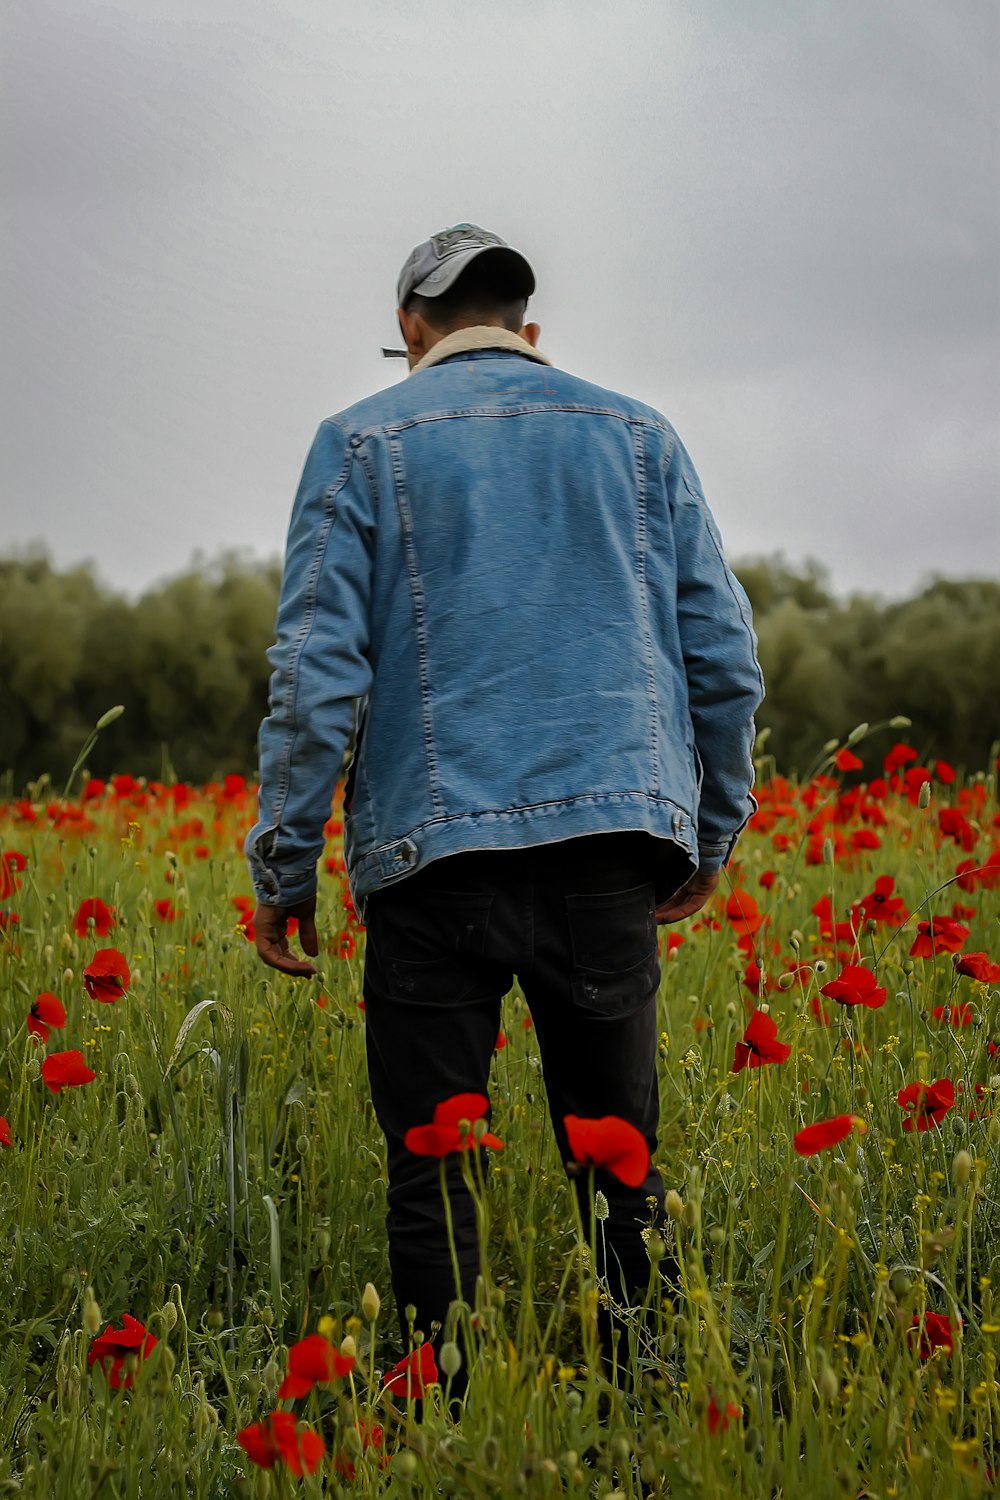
[1,727,999,1498]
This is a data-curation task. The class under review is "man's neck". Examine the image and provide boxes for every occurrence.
[410,326,551,376]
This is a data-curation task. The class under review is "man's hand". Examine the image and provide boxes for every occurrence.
[252,896,320,978]
[655,869,721,925]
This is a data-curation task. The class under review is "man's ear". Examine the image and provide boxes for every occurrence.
[398,307,433,368]
[520,321,541,348]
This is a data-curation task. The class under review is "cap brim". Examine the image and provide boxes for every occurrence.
[409,244,535,302]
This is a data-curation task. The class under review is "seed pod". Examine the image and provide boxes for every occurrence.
[83,1287,102,1336]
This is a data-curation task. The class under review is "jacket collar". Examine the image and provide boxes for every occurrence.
[410,325,552,376]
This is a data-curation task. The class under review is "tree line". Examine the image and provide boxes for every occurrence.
[2,551,997,791]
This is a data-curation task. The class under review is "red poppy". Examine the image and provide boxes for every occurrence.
[938,808,976,850]
[563,1114,650,1188]
[495,1028,507,1050]
[382,1342,438,1399]
[883,743,917,775]
[236,1410,325,1475]
[954,952,1000,984]
[334,1418,386,1481]
[819,964,886,1010]
[153,899,176,922]
[853,875,909,928]
[277,1334,355,1398]
[41,1049,97,1093]
[706,1393,742,1433]
[83,948,131,1002]
[742,960,769,995]
[0,850,26,901]
[27,992,67,1042]
[793,1115,865,1156]
[0,1116,11,1148]
[850,829,882,852]
[909,917,969,959]
[725,888,765,938]
[903,766,932,802]
[759,869,776,890]
[934,760,956,785]
[897,1078,954,1131]
[811,895,856,944]
[909,1311,958,1361]
[72,898,116,938]
[732,1010,791,1073]
[834,748,863,773]
[404,1092,503,1157]
[87,1314,157,1387]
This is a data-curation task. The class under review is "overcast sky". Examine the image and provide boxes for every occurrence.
[3,0,998,600]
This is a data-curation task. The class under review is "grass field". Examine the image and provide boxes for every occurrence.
[1,725,999,1497]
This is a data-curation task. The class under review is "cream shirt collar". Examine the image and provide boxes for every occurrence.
[410,325,552,376]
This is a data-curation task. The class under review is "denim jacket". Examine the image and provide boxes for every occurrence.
[247,328,764,911]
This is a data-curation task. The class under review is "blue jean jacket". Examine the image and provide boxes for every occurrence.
[247,330,764,911]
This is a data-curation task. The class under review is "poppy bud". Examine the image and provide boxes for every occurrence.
[404,1304,417,1329]
[645,1231,667,1263]
[43,945,53,964]
[206,1309,224,1331]
[818,1358,838,1403]
[889,715,912,728]
[83,1287,102,1336]
[95,705,125,730]
[156,1301,178,1333]
[362,1282,381,1322]
[822,738,840,754]
[778,973,795,990]
[439,1341,462,1379]
[395,1453,419,1478]
[952,1150,974,1187]
[847,722,869,745]
[709,1225,725,1246]
[789,932,803,950]
[295,1135,310,1156]
[261,1358,281,1396]
[340,1333,356,1359]
[682,1200,699,1228]
[665,1190,684,1221]
[195,1398,219,1438]
[823,838,834,865]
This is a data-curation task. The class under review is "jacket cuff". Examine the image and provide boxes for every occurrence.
[697,838,735,874]
[246,828,319,907]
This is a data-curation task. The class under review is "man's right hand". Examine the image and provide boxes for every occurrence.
[252,896,320,978]
[655,869,721,924]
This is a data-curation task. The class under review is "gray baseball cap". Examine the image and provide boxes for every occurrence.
[396,223,535,310]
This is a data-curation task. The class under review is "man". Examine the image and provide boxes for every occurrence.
[247,223,763,1375]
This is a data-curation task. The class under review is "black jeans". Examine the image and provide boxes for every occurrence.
[362,833,690,1363]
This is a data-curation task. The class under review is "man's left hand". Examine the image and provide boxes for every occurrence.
[252,896,320,978]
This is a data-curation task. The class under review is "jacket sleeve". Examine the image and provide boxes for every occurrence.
[245,421,375,905]
[665,432,765,872]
